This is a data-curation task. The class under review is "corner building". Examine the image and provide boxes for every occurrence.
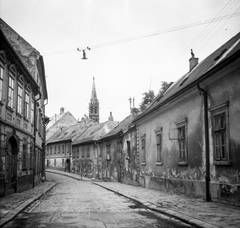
[0,19,48,196]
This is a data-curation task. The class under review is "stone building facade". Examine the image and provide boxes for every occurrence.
[0,19,48,196]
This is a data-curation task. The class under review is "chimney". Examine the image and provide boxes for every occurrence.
[60,107,64,114]
[108,112,114,121]
[189,49,199,72]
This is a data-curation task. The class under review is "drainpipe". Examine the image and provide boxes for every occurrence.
[33,93,41,188]
[197,84,211,201]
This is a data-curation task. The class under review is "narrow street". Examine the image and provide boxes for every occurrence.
[3,173,194,228]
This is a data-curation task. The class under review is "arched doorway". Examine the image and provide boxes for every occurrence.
[5,136,18,193]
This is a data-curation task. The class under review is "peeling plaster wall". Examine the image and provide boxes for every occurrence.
[138,89,204,183]
[121,128,140,186]
[136,58,240,206]
[206,60,240,206]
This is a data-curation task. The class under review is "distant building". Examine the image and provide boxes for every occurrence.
[0,19,48,196]
[46,107,77,141]
[45,120,94,172]
[45,77,117,174]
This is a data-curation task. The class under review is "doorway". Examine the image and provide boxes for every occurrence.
[5,136,18,194]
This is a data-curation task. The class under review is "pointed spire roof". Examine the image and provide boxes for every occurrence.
[91,76,97,100]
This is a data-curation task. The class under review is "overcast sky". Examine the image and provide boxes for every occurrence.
[1,0,239,122]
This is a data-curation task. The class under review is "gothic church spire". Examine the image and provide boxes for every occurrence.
[89,77,99,123]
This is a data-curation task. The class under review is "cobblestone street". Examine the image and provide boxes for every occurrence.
[2,173,193,228]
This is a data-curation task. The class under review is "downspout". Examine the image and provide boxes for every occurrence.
[33,93,41,188]
[42,99,48,182]
[197,84,211,201]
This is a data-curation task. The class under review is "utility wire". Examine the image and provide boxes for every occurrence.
[159,0,240,79]
[42,12,240,56]
[88,12,240,49]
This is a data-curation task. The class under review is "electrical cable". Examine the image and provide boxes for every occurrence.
[42,12,240,56]
[159,0,240,79]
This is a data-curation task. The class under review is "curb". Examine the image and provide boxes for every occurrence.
[93,183,218,228]
[46,170,218,228]
[46,169,101,182]
[0,182,57,228]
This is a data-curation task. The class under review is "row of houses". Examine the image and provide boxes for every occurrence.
[46,32,240,206]
[0,19,48,196]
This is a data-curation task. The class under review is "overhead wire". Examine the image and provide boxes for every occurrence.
[158,0,236,77]
[160,0,240,79]
[42,11,240,56]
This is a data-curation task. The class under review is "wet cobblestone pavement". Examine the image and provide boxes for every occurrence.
[1,169,240,228]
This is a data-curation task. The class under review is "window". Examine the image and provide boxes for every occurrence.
[31,98,34,124]
[77,147,79,158]
[67,143,69,153]
[155,128,163,164]
[82,148,85,158]
[22,139,27,169]
[58,145,60,154]
[106,144,111,160]
[50,146,52,155]
[176,119,187,165]
[62,159,64,167]
[54,146,56,154]
[8,76,14,108]
[62,145,65,154]
[126,141,131,160]
[54,159,56,166]
[141,135,146,164]
[209,102,230,165]
[0,66,3,101]
[25,92,30,119]
[17,85,23,114]
[87,147,90,157]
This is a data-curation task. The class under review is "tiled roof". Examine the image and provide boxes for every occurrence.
[47,120,94,144]
[134,31,240,122]
[0,18,39,79]
[101,115,134,140]
[72,121,119,145]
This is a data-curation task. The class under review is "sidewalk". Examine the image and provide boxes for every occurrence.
[0,180,56,228]
[47,169,240,228]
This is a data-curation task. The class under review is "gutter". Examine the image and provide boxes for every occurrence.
[197,84,211,202]
[33,93,41,188]
[133,49,240,123]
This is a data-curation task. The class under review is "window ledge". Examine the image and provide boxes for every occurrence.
[6,106,14,112]
[16,112,22,118]
[141,162,146,166]
[156,162,163,166]
[214,160,231,166]
[24,117,29,122]
[178,161,188,166]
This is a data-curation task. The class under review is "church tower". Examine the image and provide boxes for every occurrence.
[89,77,99,123]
